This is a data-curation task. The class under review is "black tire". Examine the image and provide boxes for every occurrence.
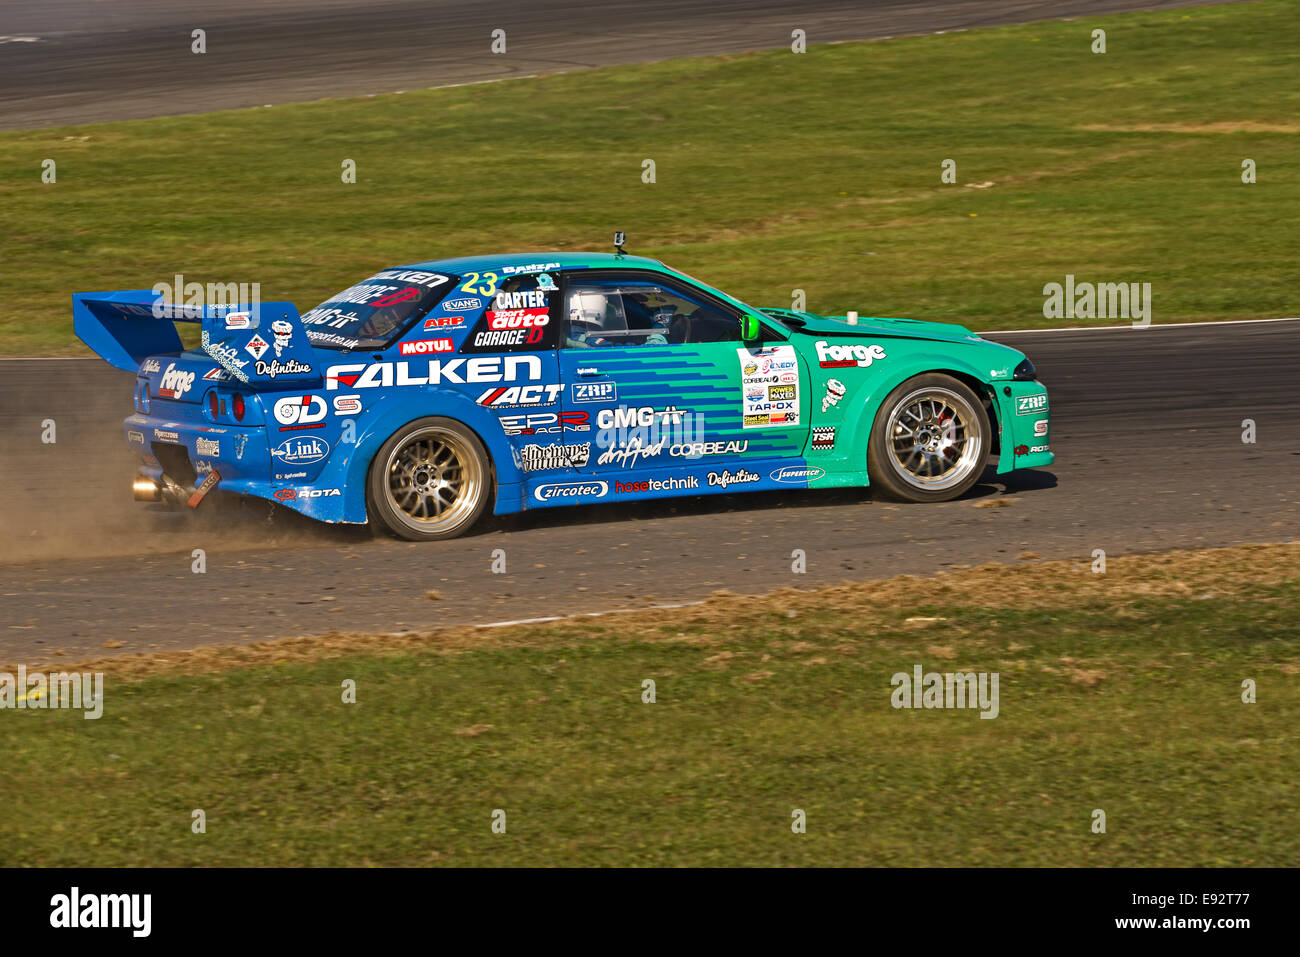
[366,417,492,541]
[866,373,990,503]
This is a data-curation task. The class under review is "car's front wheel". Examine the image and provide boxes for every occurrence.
[367,417,491,540]
[866,373,990,502]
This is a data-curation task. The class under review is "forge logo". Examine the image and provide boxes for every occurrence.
[815,340,887,369]
[158,363,196,399]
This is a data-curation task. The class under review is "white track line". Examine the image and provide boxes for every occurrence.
[984,316,1300,335]
[4,317,1296,360]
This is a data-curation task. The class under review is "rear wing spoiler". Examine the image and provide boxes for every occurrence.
[73,290,318,385]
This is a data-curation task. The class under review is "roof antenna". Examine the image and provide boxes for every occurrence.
[613,231,627,257]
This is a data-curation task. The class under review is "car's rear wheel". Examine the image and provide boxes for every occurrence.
[867,374,990,502]
[367,417,491,540]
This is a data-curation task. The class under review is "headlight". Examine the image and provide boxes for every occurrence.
[1012,358,1037,381]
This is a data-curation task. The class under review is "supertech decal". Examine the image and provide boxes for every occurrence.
[75,251,1051,541]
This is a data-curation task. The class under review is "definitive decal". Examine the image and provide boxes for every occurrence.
[708,469,760,489]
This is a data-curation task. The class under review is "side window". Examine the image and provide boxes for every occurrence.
[563,276,740,348]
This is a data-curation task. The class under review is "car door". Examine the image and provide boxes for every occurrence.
[551,269,809,501]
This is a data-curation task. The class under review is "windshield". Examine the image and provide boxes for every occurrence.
[300,269,457,350]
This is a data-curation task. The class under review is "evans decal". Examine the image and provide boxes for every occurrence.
[533,481,608,502]
[158,363,196,399]
[771,466,826,484]
[274,394,328,428]
[441,298,482,312]
[1016,394,1049,415]
[325,356,542,390]
[272,436,330,465]
[815,340,887,369]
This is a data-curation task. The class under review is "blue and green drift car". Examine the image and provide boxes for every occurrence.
[74,249,1052,540]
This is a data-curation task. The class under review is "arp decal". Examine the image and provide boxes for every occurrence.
[1017,394,1049,415]
[815,340,887,369]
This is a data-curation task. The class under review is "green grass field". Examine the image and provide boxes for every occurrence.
[1,1,1298,355]
[2,545,1296,866]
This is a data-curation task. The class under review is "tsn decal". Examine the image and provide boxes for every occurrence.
[324,356,542,390]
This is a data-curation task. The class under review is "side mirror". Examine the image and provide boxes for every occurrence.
[740,315,761,342]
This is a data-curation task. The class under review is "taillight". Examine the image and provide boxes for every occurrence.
[232,393,246,422]
[208,390,220,420]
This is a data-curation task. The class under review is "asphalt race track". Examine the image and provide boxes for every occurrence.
[0,0,1239,129]
[2,320,1297,664]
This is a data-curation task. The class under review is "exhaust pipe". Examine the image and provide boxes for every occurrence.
[132,473,162,502]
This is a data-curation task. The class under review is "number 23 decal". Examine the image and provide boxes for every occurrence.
[460,272,500,296]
